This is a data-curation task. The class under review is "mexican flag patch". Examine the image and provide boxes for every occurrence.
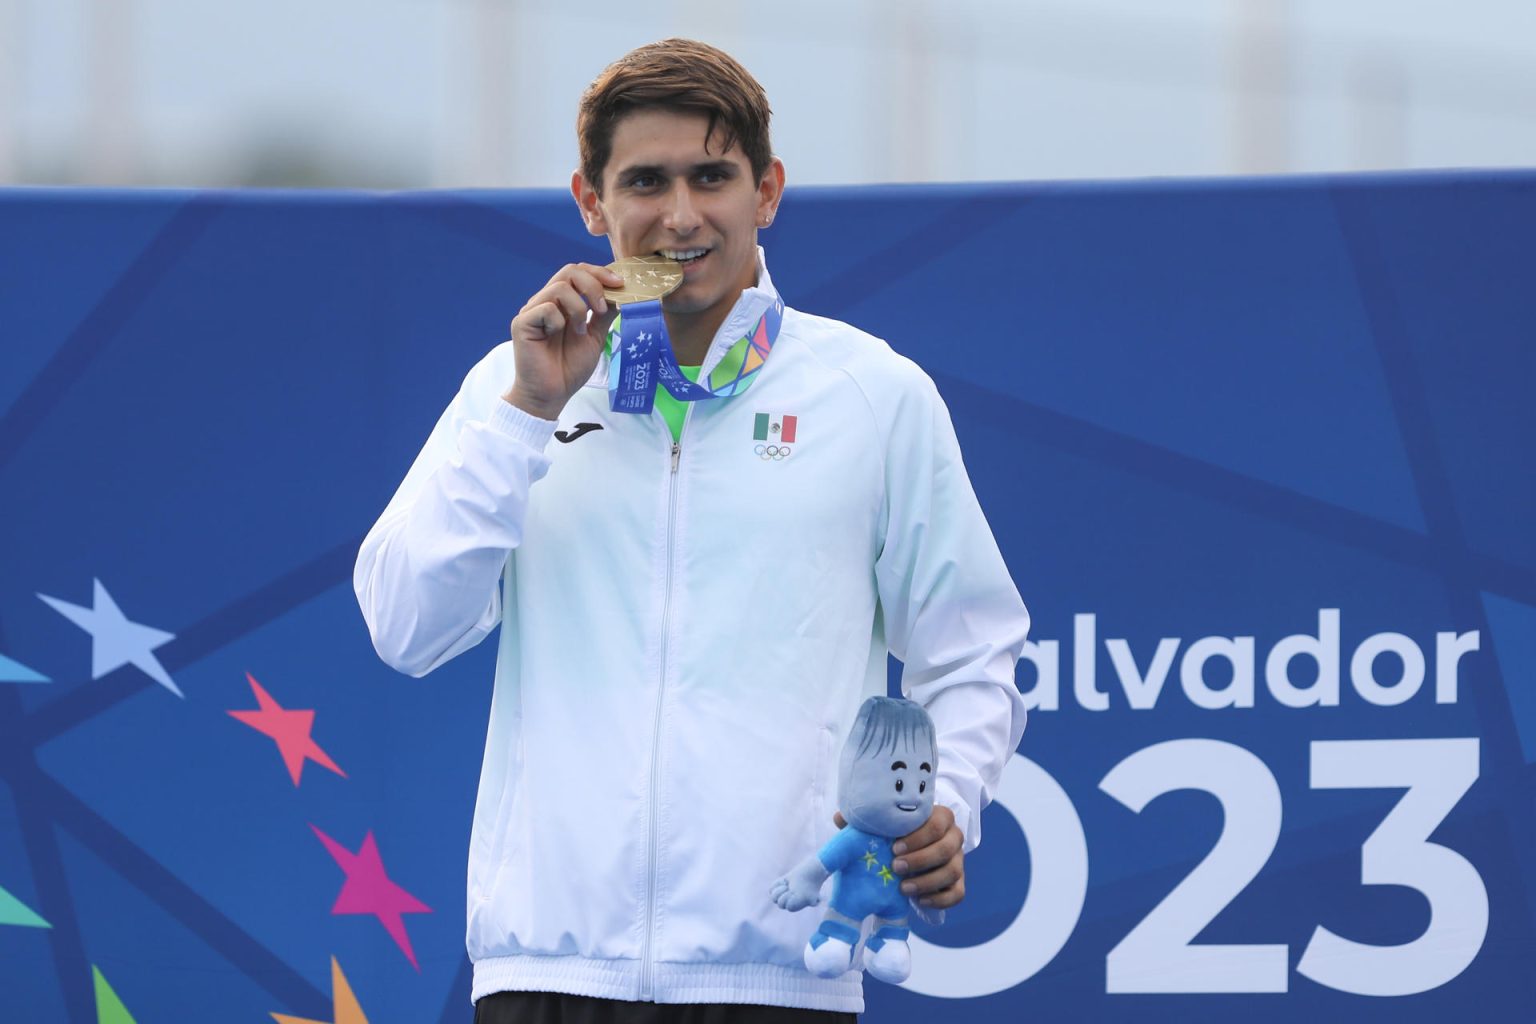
[753,413,797,443]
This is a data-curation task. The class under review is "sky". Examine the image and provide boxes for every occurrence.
[2,0,1534,188]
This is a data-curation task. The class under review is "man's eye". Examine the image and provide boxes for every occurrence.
[629,176,659,189]
[895,779,904,793]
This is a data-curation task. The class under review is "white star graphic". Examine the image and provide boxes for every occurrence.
[627,344,638,356]
[37,579,182,697]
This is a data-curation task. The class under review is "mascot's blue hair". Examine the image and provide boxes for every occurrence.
[850,695,937,761]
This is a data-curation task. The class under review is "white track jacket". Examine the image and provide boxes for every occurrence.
[354,253,1029,1014]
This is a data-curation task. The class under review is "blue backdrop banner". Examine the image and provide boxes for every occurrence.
[1,172,1533,1022]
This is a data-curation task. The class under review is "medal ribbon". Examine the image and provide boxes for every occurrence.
[607,296,785,415]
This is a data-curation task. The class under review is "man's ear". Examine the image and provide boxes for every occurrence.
[755,157,786,229]
[571,170,608,237]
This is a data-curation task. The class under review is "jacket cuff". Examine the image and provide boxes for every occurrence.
[934,778,976,853]
[488,398,558,451]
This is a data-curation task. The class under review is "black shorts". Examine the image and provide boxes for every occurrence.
[472,991,858,1024]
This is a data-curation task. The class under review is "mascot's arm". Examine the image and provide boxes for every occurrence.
[771,853,833,912]
[774,826,860,911]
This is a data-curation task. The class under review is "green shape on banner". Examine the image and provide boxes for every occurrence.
[0,884,49,927]
[93,966,138,1024]
[0,652,49,683]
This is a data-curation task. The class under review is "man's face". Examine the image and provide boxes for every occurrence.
[573,108,783,330]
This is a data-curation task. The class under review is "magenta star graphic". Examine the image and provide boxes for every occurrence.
[310,824,432,970]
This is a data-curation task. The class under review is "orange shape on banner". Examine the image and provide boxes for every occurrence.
[270,956,368,1024]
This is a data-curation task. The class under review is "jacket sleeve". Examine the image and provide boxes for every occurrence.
[353,350,556,677]
[873,366,1029,853]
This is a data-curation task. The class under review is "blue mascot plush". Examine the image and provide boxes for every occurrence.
[770,696,943,983]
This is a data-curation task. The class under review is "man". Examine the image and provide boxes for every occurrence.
[354,38,1029,1023]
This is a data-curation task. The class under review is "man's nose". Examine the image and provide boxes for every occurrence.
[663,184,702,235]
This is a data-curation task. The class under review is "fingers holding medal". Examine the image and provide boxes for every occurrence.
[515,262,624,340]
[512,255,681,346]
[506,262,627,421]
[504,256,684,420]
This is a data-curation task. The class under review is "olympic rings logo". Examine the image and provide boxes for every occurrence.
[754,444,792,461]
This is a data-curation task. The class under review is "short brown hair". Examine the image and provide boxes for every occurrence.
[577,39,773,195]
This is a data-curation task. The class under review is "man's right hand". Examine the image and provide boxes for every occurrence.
[503,263,625,421]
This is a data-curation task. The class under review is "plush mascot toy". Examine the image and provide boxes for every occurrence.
[770,696,943,983]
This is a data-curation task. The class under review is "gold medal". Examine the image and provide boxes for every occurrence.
[604,255,684,305]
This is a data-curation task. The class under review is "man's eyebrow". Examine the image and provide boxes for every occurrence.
[920,762,932,772]
[614,163,665,182]
[891,760,907,771]
[614,160,738,181]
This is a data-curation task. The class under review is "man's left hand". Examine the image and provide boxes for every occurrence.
[892,804,965,908]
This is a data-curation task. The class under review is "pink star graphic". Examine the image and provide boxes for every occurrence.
[228,673,346,786]
[310,824,432,970]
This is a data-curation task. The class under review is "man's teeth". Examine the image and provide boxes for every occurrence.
[660,249,708,262]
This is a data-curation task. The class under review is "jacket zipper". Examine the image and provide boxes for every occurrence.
[641,421,687,1000]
